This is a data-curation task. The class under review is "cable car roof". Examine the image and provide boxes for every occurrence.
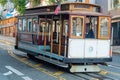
[23,10,109,17]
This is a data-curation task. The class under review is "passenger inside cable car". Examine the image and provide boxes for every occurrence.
[85,16,97,38]
[86,27,95,38]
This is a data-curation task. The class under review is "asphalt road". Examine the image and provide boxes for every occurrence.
[0,41,120,80]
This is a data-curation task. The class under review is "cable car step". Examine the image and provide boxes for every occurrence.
[70,65,101,72]
[35,55,68,68]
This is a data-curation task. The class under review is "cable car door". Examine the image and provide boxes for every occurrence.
[84,16,98,58]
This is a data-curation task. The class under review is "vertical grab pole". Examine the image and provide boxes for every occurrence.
[58,14,62,55]
[44,16,47,51]
[50,15,53,53]
[41,18,44,41]
[64,22,68,57]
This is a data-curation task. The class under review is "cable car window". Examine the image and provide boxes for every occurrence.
[39,20,45,33]
[98,17,110,39]
[85,16,98,38]
[18,19,22,31]
[28,18,32,32]
[32,20,38,32]
[71,16,84,38]
[39,18,52,37]
[23,19,27,31]
[63,20,68,36]
[100,18,109,36]
[46,20,52,33]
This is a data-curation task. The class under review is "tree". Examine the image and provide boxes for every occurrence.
[0,0,7,6]
[0,0,68,15]
[114,0,119,8]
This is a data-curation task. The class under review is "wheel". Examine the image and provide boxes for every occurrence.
[27,53,35,59]
[14,45,18,49]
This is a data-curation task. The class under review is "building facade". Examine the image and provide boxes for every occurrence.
[95,0,113,14]
[0,17,17,37]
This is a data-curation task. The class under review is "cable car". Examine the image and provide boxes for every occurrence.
[15,2,112,72]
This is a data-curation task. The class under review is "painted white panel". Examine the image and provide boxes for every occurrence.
[97,40,110,58]
[84,39,97,58]
[68,39,84,58]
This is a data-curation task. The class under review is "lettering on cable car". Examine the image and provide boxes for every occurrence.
[74,4,90,9]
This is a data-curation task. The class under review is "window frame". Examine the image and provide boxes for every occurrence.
[98,16,111,39]
[70,15,84,38]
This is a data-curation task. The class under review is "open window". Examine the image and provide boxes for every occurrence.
[27,18,32,32]
[98,17,111,39]
[85,16,98,38]
[39,18,52,34]
[71,16,84,38]
[23,18,27,31]
[32,17,38,32]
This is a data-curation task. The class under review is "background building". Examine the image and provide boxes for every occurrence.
[95,0,120,45]
[0,1,14,19]
[95,0,113,14]
[68,0,95,4]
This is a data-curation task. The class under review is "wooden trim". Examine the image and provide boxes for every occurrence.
[58,15,62,55]
[71,4,90,11]
[70,15,84,39]
[44,16,47,51]
[98,17,111,39]
[50,16,53,53]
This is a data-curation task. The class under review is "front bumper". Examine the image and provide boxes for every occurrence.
[63,57,112,63]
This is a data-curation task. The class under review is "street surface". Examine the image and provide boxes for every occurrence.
[0,40,120,80]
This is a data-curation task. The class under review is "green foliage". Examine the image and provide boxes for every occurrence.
[49,0,67,4]
[0,0,68,15]
[31,0,40,7]
[114,0,119,8]
[12,0,26,15]
[0,0,7,6]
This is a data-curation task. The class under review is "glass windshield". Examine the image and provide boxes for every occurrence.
[100,17,109,37]
[71,16,83,38]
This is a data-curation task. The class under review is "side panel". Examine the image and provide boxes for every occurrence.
[84,39,97,58]
[18,33,33,42]
[68,39,84,58]
[68,39,111,59]
[97,40,110,58]
[18,41,63,60]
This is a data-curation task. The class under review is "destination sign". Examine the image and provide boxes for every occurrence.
[74,4,90,9]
